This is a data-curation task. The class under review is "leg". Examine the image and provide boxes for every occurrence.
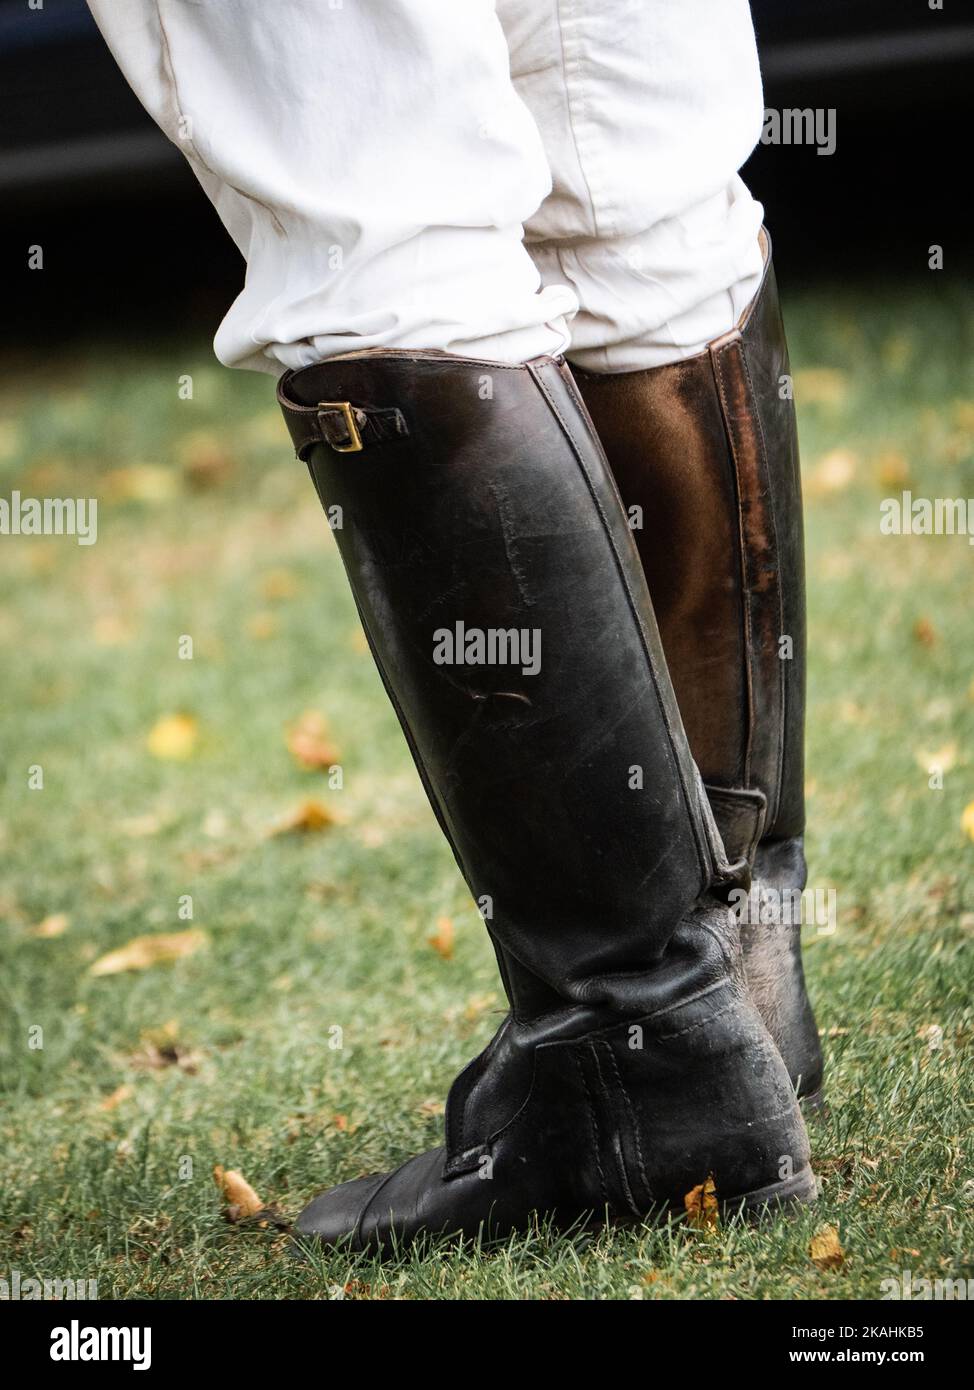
[91,0,816,1248]
[500,0,824,1100]
[86,0,577,371]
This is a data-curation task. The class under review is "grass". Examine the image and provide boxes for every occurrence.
[0,275,972,1300]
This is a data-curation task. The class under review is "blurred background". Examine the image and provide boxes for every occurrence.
[1,0,972,1299]
[3,0,973,345]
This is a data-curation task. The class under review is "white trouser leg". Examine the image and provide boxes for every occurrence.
[498,0,767,371]
[86,0,577,372]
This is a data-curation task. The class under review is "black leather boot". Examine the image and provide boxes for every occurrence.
[574,231,825,1108]
[277,350,816,1251]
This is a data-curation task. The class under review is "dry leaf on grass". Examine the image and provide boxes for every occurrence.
[105,464,180,503]
[261,568,299,601]
[211,1165,289,1228]
[428,915,455,959]
[810,1224,845,1270]
[99,1084,135,1112]
[89,929,207,977]
[266,798,337,837]
[286,710,339,770]
[147,713,198,761]
[915,742,958,775]
[913,617,938,648]
[962,801,974,843]
[684,1175,719,1230]
[29,912,69,939]
[806,448,857,497]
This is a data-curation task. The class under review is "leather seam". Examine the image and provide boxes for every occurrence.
[530,361,712,888]
[738,339,787,826]
[573,1047,609,1208]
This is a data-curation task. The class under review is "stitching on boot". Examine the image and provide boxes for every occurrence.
[572,1047,608,1207]
[598,1039,651,1207]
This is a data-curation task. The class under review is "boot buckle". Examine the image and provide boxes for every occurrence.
[317,401,363,453]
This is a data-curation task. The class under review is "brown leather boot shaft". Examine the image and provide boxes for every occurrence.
[574,245,807,861]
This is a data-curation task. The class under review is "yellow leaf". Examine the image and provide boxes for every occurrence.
[915,742,958,776]
[266,798,336,836]
[105,464,180,503]
[874,449,909,488]
[147,713,198,761]
[93,614,134,647]
[247,611,277,641]
[962,802,974,843]
[810,1224,845,1270]
[89,929,207,976]
[808,448,856,496]
[428,915,455,960]
[98,1084,135,1112]
[261,569,299,601]
[792,368,848,407]
[213,1165,264,1220]
[684,1175,719,1230]
[286,710,339,771]
[29,912,69,938]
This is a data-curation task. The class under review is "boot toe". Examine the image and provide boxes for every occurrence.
[293,1172,391,1249]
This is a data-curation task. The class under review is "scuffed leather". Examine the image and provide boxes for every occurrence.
[295,906,814,1253]
[279,349,815,1250]
[574,235,822,1101]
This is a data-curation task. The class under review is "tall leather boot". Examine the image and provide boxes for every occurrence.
[277,349,815,1251]
[573,231,825,1107]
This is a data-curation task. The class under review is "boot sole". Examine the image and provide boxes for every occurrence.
[718,1162,818,1221]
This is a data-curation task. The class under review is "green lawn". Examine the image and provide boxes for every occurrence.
[1,278,972,1300]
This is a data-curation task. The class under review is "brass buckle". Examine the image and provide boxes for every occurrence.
[317,400,363,453]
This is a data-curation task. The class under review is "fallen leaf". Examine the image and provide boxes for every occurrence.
[332,1114,349,1132]
[286,710,339,771]
[874,449,910,488]
[261,569,299,601]
[117,813,163,838]
[915,742,958,775]
[418,1099,445,1117]
[177,430,234,490]
[147,713,198,761]
[105,464,180,503]
[213,1165,263,1221]
[98,1084,134,1112]
[247,611,277,641]
[428,915,455,959]
[810,1224,845,1270]
[684,1175,719,1230]
[463,991,498,1022]
[792,368,848,407]
[89,929,207,976]
[962,801,974,843]
[913,617,938,648]
[93,614,134,647]
[807,448,856,497]
[266,799,337,837]
[29,912,69,939]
